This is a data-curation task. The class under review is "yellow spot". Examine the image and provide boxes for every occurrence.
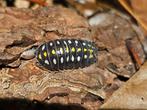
[89,54,93,58]
[84,48,87,52]
[66,47,69,53]
[89,49,93,53]
[71,47,75,52]
[43,51,47,57]
[38,54,42,59]
[60,48,63,54]
[77,48,81,52]
[52,49,56,55]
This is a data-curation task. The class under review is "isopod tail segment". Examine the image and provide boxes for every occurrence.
[35,39,98,71]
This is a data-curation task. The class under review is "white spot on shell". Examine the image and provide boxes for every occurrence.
[71,55,74,62]
[84,55,87,59]
[60,57,64,63]
[50,42,53,46]
[75,40,78,44]
[68,40,72,44]
[53,58,57,65]
[77,56,81,61]
[45,60,49,65]
[64,41,67,45]
[57,41,60,44]
[42,45,45,50]
[67,56,69,62]
[83,42,86,46]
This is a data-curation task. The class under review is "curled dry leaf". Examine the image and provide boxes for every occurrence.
[100,61,147,109]
[119,0,147,36]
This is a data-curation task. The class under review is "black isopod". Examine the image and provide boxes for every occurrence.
[35,39,98,71]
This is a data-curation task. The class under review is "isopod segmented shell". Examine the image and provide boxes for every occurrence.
[35,39,98,71]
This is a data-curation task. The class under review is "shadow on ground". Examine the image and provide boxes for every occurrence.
[0,98,86,110]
